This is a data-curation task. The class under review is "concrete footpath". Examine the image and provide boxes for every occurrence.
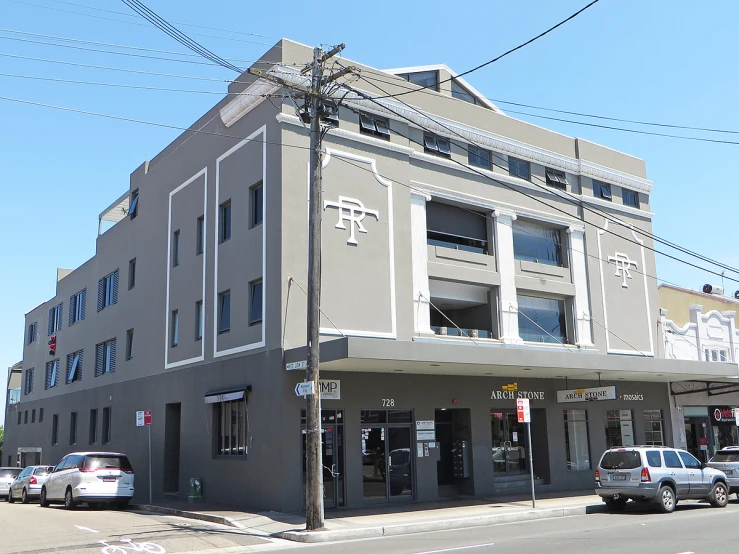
[132,490,605,543]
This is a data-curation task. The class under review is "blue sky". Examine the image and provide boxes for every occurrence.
[2,0,738,424]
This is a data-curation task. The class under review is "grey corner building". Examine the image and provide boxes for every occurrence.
[5,40,738,512]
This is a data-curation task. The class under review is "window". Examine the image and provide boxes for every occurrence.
[595,181,612,200]
[69,412,78,445]
[663,449,683,469]
[512,220,563,266]
[196,216,205,255]
[604,410,634,449]
[45,359,59,389]
[622,188,639,208]
[451,79,476,104]
[69,289,86,325]
[39,408,43,423]
[679,451,701,469]
[468,145,491,169]
[126,328,134,360]
[423,133,451,157]
[218,291,231,334]
[172,230,180,267]
[426,201,488,254]
[171,310,179,347]
[102,407,112,444]
[545,168,568,190]
[98,269,119,311]
[24,411,28,424]
[95,339,116,376]
[599,451,640,469]
[51,414,59,445]
[32,409,36,423]
[644,410,664,446]
[219,200,231,243]
[27,322,37,345]
[508,157,531,181]
[66,351,83,383]
[251,182,263,227]
[215,396,247,456]
[359,112,391,139]
[399,70,439,91]
[17,412,21,425]
[48,303,63,335]
[89,409,98,444]
[249,280,263,325]
[564,409,590,470]
[195,301,203,341]
[704,348,728,362]
[128,259,136,290]
[129,189,139,219]
[23,368,34,395]
[517,295,567,344]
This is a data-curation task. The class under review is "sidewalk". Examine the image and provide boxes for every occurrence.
[132,490,605,543]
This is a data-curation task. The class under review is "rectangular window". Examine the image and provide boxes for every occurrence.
[172,230,180,267]
[23,368,34,395]
[215,397,247,456]
[595,181,612,200]
[39,408,44,423]
[249,280,263,325]
[45,359,59,389]
[468,145,491,169]
[89,409,98,444]
[643,410,664,446]
[604,410,635,448]
[426,201,488,254]
[69,412,78,445]
[251,182,263,228]
[171,310,179,347]
[24,410,28,424]
[196,216,205,255]
[98,269,119,311]
[95,339,116,376]
[69,289,86,325]
[622,188,639,208]
[545,168,568,190]
[48,303,63,335]
[512,220,563,266]
[66,351,83,383]
[359,112,391,139]
[564,409,590,470]
[218,291,231,334]
[51,414,59,445]
[195,301,203,341]
[451,79,476,104]
[219,200,231,243]
[508,157,531,181]
[27,322,37,345]
[517,295,567,344]
[126,329,134,360]
[399,70,439,91]
[705,348,729,362]
[129,189,139,219]
[128,259,136,290]
[102,407,112,444]
[31,409,35,423]
[423,133,451,157]
[17,412,21,425]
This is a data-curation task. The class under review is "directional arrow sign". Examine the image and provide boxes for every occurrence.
[295,381,315,397]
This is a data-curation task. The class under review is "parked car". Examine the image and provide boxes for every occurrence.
[707,446,739,496]
[8,465,54,503]
[40,452,134,510]
[595,446,729,513]
[388,448,411,495]
[0,468,22,500]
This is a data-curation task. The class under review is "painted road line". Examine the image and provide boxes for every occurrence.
[74,525,99,533]
[414,544,495,554]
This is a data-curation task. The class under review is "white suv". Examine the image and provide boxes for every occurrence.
[40,452,135,509]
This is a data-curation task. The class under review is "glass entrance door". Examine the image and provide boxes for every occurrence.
[491,411,527,475]
[302,410,344,508]
[361,409,414,502]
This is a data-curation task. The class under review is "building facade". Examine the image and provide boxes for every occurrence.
[4,40,736,512]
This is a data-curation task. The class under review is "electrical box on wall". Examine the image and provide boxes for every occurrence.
[452,440,470,479]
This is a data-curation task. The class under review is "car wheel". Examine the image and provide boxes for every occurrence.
[39,487,50,508]
[7,491,15,504]
[657,485,676,513]
[21,488,29,504]
[605,497,627,511]
[64,488,76,511]
[710,482,729,508]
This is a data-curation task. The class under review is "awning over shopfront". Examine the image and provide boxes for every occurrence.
[203,385,251,404]
[671,381,739,396]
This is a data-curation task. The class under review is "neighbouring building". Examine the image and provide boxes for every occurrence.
[4,40,737,512]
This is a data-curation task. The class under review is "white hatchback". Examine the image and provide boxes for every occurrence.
[40,452,135,509]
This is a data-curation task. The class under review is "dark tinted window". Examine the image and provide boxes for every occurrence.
[600,451,641,470]
[0,469,21,478]
[679,451,701,469]
[663,450,683,468]
[84,455,133,471]
[389,449,410,466]
[646,451,662,467]
[63,455,84,469]
[712,451,739,462]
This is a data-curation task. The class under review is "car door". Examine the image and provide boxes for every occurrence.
[47,457,69,499]
[662,450,690,498]
[679,451,710,497]
[11,468,29,498]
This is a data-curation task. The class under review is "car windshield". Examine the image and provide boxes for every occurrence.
[600,451,641,470]
[34,467,53,476]
[0,469,22,478]
[712,451,739,462]
[84,455,133,471]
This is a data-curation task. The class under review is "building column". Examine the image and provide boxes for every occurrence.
[493,210,522,344]
[722,311,737,364]
[410,190,432,334]
[567,227,594,348]
[689,304,704,358]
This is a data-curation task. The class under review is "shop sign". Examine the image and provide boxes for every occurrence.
[319,379,340,400]
[490,382,545,401]
[417,430,436,441]
[712,406,736,423]
[416,420,434,430]
[735,408,739,426]
[556,386,617,403]
[619,393,644,401]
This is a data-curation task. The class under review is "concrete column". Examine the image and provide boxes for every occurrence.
[410,190,432,334]
[567,227,594,348]
[689,304,704,359]
[721,311,737,365]
[493,210,522,344]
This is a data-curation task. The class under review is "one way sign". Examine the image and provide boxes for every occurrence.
[295,382,315,397]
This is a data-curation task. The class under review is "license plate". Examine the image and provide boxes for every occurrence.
[612,474,628,481]
[102,477,116,482]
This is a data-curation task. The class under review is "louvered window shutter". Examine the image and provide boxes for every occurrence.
[69,296,75,325]
[45,362,51,390]
[97,278,104,311]
[30,369,34,393]
[112,270,119,305]
[110,340,117,373]
[80,290,86,320]
[48,308,54,335]
[78,350,84,380]
[56,304,63,331]
[95,343,104,377]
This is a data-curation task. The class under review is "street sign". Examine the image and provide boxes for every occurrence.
[144,410,152,426]
[295,381,316,397]
[517,398,531,423]
[136,411,145,427]
[286,360,308,371]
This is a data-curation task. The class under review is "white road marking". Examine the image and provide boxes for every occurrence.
[74,525,99,533]
[675,552,695,554]
[413,544,495,554]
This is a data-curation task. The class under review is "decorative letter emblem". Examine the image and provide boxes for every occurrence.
[608,252,638,288]
[323,196,379,246]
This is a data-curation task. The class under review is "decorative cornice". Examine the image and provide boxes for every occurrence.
[580,160,652,194]
[220,81,280,128]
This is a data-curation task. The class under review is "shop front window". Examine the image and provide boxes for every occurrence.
[643,409,664,446]
[605,410,635,448]
[216,397,247,456]
[564,409,590,470]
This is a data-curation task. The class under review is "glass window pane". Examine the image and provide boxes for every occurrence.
[360,114,375,131]
[374,118,390,136]
[563,410,590,470]
[512,220,563,266]
[360,410,387,424]
[517,295,567,343]
[437,139,451,155]
[424,134,437,151]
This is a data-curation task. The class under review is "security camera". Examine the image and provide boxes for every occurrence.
[703,284,724,295]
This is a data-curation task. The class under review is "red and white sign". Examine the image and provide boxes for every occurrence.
[136,410,153,427]
[517,398,531,423]
[735,408,739,426]
[144,410,152,426]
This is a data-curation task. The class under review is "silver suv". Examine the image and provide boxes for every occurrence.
[707,446,739,496]
[595,446,729,513]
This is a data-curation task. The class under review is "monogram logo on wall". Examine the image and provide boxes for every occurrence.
[608,252,638,288]
[324,195,379,246]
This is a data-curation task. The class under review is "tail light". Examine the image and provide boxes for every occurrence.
[594,469,600,483]
[123,469,134,474]
[641,467,651,482]
[29,476,37,485]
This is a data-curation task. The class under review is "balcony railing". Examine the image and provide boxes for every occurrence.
[431,326,491,339]
[8,387,21,405]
